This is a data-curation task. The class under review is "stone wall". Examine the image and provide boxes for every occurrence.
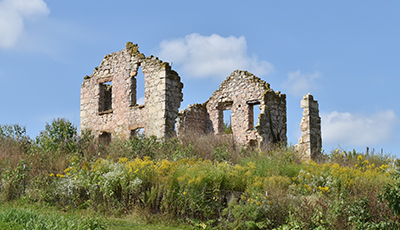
[176,103,209,136]
[296,94,322,160]
[257,90,287,147]
[80,42,322,157]
[80,42,183,140]
[177,70,287,147]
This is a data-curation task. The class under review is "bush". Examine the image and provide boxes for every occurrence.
[35,118,77,153]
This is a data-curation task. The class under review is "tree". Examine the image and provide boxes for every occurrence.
[36,118,77,153]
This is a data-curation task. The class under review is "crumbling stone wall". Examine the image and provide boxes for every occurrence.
[177,70,287,147]
[80,42,323,155]
[176,103,209,135]
[80,42,183,140]
[296,94,322,160]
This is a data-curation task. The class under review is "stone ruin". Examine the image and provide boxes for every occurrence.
[80,42,183,142]
[176,70,287,148]
[80,42,322,160]
[296,94,322,160]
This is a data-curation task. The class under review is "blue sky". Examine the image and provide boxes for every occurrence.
[1,0,399,155]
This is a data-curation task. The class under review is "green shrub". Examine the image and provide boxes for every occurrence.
[34,118,77,153]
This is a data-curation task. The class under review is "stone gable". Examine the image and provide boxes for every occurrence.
[177,70,287,147]
[80,42,183,141]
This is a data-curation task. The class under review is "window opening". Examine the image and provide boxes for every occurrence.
[99,132,111,144]
[99,82,112,112]
[247,100,261,130]
[223,109,232,134]
[137,67,145,105]
[130,66,145,106]
[131,128,144,138]
[253,104,261,129]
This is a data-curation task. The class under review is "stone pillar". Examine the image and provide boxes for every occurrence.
[296,94,322,160]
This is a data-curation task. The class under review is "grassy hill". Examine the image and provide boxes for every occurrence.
[0,120,399,229]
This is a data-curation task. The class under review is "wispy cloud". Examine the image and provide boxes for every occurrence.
[157,33,273,79]
[0,0,49,49]
[282,70,321,96]
[321,110,398,146]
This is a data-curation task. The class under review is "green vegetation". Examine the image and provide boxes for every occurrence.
[0,205,106,230]
[1,119,400,229]
[223,120,232,134]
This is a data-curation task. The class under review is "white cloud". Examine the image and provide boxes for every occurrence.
[0,0,49,49]
[321,110,398,146]
[282,70,321,96]
[157,33,273,78]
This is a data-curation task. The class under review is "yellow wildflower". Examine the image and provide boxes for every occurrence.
[118,157,128,164]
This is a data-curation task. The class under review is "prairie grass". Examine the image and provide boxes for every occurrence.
[0,123,399,229]
[0,204,106,230]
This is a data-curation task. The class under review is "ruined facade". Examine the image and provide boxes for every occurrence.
[296,94,322,160]
[80,42,183,140]
[177,70,287,147]
[80,42,322,159]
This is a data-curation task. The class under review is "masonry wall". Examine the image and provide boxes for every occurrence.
[177,70,287,147]
[80,42,183,140]
[176,103,209,135]
[257,90,287,147]
[296,94,322,160]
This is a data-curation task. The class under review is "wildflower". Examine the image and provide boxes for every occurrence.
[82,161,90,171]
[49,173,54,177]
[357,155,363,161]
[118,157,128,164]
[318,186,329,193]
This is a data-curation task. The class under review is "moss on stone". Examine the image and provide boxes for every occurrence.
[125,42,140,55]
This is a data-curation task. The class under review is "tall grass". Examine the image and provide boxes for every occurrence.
[1,123,399,229]
[0,206,106,230]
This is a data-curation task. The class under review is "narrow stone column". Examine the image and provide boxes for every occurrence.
[296,94,322,160]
